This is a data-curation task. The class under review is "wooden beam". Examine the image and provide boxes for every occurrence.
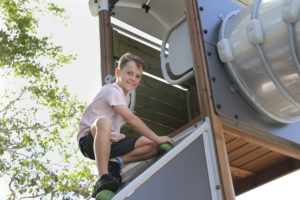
[224,125,300,160]
[230,166,255,179]
[99,9,114,86]
[234,158,299,195]
[185,0,235,199]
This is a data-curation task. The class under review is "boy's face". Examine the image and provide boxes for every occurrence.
[116,61,143,95]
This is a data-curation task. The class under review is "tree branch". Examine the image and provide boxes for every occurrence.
[9,172,17,200]
[4,147,93,199]
[0,86,28,113]
[5,149,58,199]
[19,191,49,200]
[0,123,56,133]
[2,147,69,168]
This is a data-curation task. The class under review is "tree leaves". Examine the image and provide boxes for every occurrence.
[0,1,96,199]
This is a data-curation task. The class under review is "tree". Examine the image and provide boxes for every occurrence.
[0,0,96,199]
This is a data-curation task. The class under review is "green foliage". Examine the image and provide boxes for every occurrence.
[0,0,96,199]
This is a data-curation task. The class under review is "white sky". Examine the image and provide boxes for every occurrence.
[0,0,299,199]
[42,0,102,104]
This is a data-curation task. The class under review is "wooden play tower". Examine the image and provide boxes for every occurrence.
[89,0,300,199]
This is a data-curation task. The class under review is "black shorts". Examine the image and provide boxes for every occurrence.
[78,130,140,160]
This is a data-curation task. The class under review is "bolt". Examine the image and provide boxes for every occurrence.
[218,15,224,21]
[230,84,238,92]
[216,185,221,190]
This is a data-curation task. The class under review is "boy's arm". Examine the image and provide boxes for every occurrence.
[113,105,173,145]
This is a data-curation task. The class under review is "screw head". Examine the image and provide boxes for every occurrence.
[218,15,224,21]
[230,84,238,92]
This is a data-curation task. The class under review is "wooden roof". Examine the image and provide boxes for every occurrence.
[224,126,300,195]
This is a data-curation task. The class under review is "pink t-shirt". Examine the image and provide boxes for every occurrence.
[77,83,130,142]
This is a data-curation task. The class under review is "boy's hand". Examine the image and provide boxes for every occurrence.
[157,136,174,146]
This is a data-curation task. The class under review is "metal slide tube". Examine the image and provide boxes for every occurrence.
[217,0,300,123]
[251,0,300,108]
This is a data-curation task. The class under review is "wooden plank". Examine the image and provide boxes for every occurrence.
[140,116,176,134]
[135,105,185,129]
[99,10,114,86]
[224,134,236,143]
[228,143,259,162]
[234,158,298,195]
[121,117,174,137]
[224,124,300,160]
[112,31,120,64]
[113,32,163,78]
[230,166,255,179]
[139,75,187,98]
[137,78,187,109]
[121,125,138,137]
[137,83,186,107]
[114,32,159,59]
[185,0,235,199]
[242,152,287,172]
[135,91,186,116]
[226,138,248,153]
[135,94,187,121]
[231,147,269,167]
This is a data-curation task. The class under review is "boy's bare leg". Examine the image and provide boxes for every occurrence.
[120,136,158,164]
[91,116,112,177]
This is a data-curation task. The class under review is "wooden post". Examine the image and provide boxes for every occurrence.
[185,0,236,199]
[98,0,114,86]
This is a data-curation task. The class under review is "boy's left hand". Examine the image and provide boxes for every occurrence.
[157,136,174,146]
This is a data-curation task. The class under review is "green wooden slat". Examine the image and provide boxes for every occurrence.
[137,76,187,106]
[118,43,162,77]
[135,105,186,128]
[113,31,163,78]
[121,125,137,137]
[136,88,186,113]
[140,74,187,97]
[135,94,187,120]
[121,117,174,137]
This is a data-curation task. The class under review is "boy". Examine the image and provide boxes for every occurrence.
[77,53,174,197]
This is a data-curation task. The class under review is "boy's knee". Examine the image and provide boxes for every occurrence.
[148,141,159,156]
[92,116,112,135]
[149,140,158,149]
[144,139,159,154]
[139,137,157,148]
[97,116,112,127]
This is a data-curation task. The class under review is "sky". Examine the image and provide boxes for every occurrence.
[1,0,300,199]
[39,0,102,104]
